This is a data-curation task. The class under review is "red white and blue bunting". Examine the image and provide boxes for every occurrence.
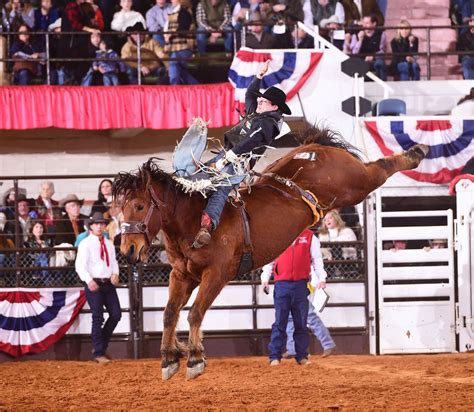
[0,289,86,357]
[228,48,323,113]
[364,119,474,184]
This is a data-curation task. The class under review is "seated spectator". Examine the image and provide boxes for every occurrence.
[1,186,27,220]
[196,0,233,56]
[163,0,198,85]
[458,15,474,80]
[319,13,345,50]
[77,30,102,85]
[61,0,101,85]
[146,0,172,46]
[232,0,264,47]
[84,0,105,31]
[55,194,88,245]
[24,220,53,285]
[344,14,387,80]
[46,18,68,85]
[90,178,113,216]
[390,239,407,252]
[390,20,420,81]
[111,0,146,32]
[341,0,383,28]
[33,0,60,31]
[17,194,38,243]
[267,0,304,48]
[2,0,35,31]
[423,239,448,252]
[0,211,15,242]
[290,25,315,49]
[10,24,45,85]
[0,212,15,280]
[245,12,275,49]
[82,38,126,85]
[318,209,357,261]
[451,0,472,34]
[122,21,168,84]
[35,180,59,233]
[451,87,474,116]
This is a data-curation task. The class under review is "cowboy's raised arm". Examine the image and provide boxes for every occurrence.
[245,59,271,113]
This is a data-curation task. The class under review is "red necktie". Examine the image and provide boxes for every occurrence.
[99,236,110,267]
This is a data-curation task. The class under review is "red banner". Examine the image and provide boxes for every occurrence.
[0,84,239,130]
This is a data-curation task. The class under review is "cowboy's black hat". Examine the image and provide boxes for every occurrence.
[89,212,108,225]
[253,86,291,115]
[125,22,146,33]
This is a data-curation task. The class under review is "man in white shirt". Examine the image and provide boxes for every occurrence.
[75,212,121,363]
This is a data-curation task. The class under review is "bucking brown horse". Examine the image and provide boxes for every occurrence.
[113,127,429,380]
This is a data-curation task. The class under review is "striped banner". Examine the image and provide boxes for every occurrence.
[364,119,474,184]
[0,288,86,357]
[228,48,323,112]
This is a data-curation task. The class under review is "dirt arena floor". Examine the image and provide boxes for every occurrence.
[1,354,473,410]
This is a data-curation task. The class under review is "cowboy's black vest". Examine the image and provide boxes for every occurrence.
[224,111,281,154]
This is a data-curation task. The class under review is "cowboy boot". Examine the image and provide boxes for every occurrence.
[192,212,213,248]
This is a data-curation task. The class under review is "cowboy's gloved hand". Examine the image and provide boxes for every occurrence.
[224,150,238,163]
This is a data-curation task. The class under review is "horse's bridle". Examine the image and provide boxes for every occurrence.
[120,185,166,245]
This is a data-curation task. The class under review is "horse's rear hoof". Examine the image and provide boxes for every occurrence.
[162,362,180,381]
[410,144,429,159]
[186,361,205,380]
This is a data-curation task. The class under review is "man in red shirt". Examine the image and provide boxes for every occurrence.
[261,228,326,366]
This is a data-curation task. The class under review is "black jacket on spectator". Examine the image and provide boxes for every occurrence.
[458,30,474,58]
[55,213,88,245]
[359,30,383,54]
[390,36,418,67]
[245,32,275,49]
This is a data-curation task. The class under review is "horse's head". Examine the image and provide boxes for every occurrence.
[113,159,172,263]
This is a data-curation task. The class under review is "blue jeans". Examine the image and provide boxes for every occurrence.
[462,56,474,80]
[268,280,309,362]
[126,66,168,85]
[13,69,31,85]
[286,300,335,354]
[397,61,420,80]
[85,282,122,357]
[369,58,387,81]
[82,69,119,86]
[169,49,198,85]
[196,27,233,55]
[152,33,165,47]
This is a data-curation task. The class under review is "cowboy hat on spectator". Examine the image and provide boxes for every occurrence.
[59,194,84,207]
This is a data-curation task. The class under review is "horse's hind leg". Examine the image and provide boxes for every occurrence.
[364,144,429,188]
[161,270,197,381]
[186,270,227,379]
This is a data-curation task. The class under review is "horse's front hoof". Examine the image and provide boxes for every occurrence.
[186,361,205,380]
[162,362,180,381]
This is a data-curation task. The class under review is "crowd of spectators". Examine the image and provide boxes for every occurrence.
[0,0,473,85]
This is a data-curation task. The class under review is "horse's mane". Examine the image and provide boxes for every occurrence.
[290,125,362,160]
[113,157,175,200]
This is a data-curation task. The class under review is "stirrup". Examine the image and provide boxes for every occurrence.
[192,228,211,248]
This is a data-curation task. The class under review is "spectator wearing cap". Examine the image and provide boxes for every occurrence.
[146,0,172,47]
[163,0,198,85]
[111,0,146,32]
[244,12,275,49]
[458,15,474,80]
[75,212,121,364]
[195,0,233,56]
[55,194,88,245]
[121,21,168,84]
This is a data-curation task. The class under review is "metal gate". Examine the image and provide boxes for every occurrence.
[455,179,474,352]
[375,191,456,354]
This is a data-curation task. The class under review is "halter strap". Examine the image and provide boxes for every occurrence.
[121,185,166,245]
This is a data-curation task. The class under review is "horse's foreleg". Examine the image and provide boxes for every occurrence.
[364,144,429,188]
[186,272,227,379]
[161,270,197,381]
